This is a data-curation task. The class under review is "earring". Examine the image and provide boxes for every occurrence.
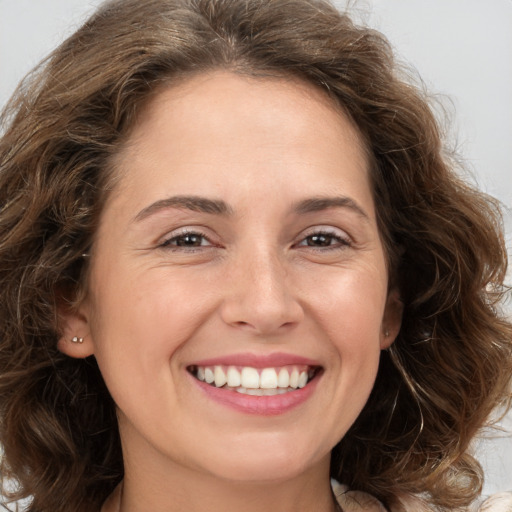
[384,330,390,337]
[71,336,84,344]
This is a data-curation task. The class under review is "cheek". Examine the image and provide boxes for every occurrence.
[308,266,387,345]
[91,262,212,334]
[86,265,217,392]
[309,266,386,396]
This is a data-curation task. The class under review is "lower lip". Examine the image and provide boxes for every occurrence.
[190,373,321,416]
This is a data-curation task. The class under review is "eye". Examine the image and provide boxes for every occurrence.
[160,230,212,249]
[296,229,351,249]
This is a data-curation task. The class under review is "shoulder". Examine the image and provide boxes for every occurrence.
[477,493,512,512]
[332,482,389,512]
[397,493,512,512]
[332,482,512,512]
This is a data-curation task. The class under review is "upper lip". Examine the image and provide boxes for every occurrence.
[188,352,321,368]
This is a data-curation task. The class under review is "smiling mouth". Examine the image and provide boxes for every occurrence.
[187,364,322,396]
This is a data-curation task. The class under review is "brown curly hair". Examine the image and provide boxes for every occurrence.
[1,0,511,511]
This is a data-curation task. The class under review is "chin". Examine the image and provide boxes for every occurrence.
[199,438,327,483]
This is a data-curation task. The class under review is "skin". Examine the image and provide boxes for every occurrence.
[59,71,402,512]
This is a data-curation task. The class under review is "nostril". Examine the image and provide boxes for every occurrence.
[231,320,255,331]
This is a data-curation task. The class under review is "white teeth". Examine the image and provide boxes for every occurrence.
[277,367,290,388]
[214,366,227,387]
[236,387,288,395]
[227,366,241,387]
[241,367,260,389]
[204,367,214,384]
[192,364,318,393]
[298,371,308,388]
[246,388,264,396]
[260,368,278,389]
[263,388,285,396]
[289,368,299,388]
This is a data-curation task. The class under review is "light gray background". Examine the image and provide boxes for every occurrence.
[1,0,511,498]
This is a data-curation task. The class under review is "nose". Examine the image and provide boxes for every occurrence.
[219,247,304,335]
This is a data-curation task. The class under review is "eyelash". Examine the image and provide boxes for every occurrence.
[159,229,214,251]
[159,228,351,252]
[295,229,352,250]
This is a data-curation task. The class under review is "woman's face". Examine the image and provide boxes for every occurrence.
[61,71,401,483]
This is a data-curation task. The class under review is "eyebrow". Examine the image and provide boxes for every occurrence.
[294,196,370,220]
[134,194,369,222]
[134,195,233,222]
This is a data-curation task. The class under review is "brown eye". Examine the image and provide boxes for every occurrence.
[174,234,205,247]
[297,230,351,249]
[161,231,211,248]
[305,234,336,247]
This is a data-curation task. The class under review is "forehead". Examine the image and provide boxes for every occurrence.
[109,71,373,218]
[124,70,367,159]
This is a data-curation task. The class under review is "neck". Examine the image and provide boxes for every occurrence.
[101,417,338,512]
[102,452,337,512]
[108,476,338,512]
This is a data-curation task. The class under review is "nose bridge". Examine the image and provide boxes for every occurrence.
[220,242,303,333]
[248,246,286,303]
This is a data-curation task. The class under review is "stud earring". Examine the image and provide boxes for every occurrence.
[384,330,390,337]
[71,336,84,344]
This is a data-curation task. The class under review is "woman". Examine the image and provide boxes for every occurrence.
[0,0,511,511]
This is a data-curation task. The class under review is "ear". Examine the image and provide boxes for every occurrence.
[56,298,95,359]
[380,287,403,350]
